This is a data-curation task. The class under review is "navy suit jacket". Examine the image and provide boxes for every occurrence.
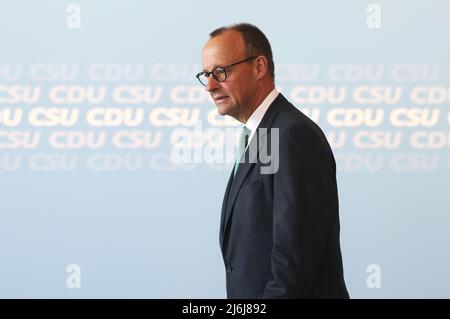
[219,94,349,298]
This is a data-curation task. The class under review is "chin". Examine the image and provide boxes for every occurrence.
[217,105,230,116]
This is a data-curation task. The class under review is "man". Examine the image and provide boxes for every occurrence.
[196,23,349,298]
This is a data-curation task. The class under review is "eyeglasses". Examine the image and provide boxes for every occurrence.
[195,56,258,86]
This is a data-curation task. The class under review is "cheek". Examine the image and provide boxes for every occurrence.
[229,86,246,105]
[223,84,239,101]
[227,91,239,105]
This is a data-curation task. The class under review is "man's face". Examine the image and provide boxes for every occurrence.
[201,30,257,121]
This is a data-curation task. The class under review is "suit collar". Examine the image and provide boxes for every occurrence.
[245,88,279,144]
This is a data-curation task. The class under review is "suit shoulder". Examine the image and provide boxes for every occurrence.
[274,97,329,147]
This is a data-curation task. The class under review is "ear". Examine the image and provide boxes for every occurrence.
[254,56,268,80]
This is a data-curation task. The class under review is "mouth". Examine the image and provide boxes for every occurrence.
[214,96,229,103]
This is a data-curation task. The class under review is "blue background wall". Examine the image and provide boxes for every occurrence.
[0,0,449,298]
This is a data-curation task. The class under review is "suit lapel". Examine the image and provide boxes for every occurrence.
[221,94,284,239]
[220,169,234,247]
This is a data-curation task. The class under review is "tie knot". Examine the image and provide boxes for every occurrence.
[241,125,251,146]
[233,126,251,176]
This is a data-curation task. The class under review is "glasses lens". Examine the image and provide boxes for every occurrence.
[213,68,226,82]
[197,73,208,86]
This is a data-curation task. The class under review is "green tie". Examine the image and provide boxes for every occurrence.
[233,125,251,177]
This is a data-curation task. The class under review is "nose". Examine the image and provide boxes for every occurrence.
[205,76,220,92]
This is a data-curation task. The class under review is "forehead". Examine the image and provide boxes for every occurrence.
[201,30,246,70]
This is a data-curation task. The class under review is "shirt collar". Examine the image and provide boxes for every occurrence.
[244,88,279,138]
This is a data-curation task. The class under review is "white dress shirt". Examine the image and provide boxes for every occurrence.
[243,88,279,149]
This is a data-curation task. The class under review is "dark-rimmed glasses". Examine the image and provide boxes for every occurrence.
[195,56,257,86]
